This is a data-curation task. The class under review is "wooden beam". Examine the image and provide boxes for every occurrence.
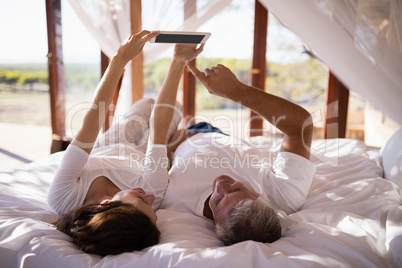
[101,51,124,133]
[130,0,144,104]
[101,52,111,132]
[46,0,68,153]
[182,0,197,125]
[249,0,268,137]
[324,71,349,139]
[101,51,109,76]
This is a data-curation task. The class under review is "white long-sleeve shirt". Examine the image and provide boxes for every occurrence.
[161,133,315,215]
[48,143,169,216]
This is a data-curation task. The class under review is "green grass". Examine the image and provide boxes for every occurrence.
[0,89,50,125]
[0,86,93,130]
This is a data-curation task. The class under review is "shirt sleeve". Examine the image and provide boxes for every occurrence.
[47,144,89,215]
[262,152,316,214]
[142,144,169,210]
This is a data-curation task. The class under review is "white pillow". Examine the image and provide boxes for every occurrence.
[381,127,402,188]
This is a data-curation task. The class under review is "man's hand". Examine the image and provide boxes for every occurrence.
[185,61,244,102]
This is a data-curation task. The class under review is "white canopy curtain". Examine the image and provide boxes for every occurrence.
[66,0,232,115]
[66,0,131,116]
[142,0,233,64]
[258,0,402,126]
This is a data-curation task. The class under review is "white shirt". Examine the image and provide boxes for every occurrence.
[48,143,169,216]
[161,133,315,215]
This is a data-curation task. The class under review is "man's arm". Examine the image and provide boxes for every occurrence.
[150,44,203,145]
[186,62,313,159]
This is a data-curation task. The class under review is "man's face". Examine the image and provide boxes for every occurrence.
[209,175,259,224]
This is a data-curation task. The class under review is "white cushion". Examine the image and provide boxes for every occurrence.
[381,127,402,187]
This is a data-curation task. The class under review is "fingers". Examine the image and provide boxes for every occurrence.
[211,66,220,72]
[191,44,204,59]
[136,30,151,38]
[196,44,205,56]
[131,30,159,44]
[186,60,207,82]
[204,68,214,76]
[140,30,160,43]
[144,30,160,40]
[216,64,226,70]
[205,64,226,75]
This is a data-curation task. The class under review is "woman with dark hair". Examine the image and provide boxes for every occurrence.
[48,30,204,256]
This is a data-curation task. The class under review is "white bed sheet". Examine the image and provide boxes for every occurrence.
[0,138,401,268]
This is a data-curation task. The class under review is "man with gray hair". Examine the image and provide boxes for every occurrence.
[161,61,315,245]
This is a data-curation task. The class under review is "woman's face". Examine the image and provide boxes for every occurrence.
[103,188,157,224]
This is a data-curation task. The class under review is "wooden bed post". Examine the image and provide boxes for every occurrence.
[130,0,144,104]
[46,0,68,153]
[182,0,197,125]
[101,52,123,133]
[101,51,110,132]
[249,0,268,137]
[324,71,349,139]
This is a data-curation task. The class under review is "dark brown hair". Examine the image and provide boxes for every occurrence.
[53,201,160,256]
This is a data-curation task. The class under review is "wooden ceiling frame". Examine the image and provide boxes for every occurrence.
[130,0,144,104]
[249,0,269,137]
[101,51,124,133]
[324,72,349,139]
[182,1,197,126]
[45,0,69,153]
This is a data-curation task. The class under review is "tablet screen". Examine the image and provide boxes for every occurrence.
[154,34,206,44]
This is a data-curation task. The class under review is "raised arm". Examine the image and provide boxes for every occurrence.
[149,44,203,145]
[72,31,159,154]
[186,62,313,159]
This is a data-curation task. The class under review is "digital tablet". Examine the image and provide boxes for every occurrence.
[150,31,211,44]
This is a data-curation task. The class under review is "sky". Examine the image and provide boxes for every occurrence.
[0,0,100,64]
[0,0,307,64]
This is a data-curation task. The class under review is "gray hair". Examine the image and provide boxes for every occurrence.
[215,197,281,245]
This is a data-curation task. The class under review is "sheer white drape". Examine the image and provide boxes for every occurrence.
[258,0,402,125]
[67,0,232,114]
[67,0,130,58]
[142,0,232,63]
[67,0,132,114]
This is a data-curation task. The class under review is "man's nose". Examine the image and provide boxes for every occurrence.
[216,181,230,194]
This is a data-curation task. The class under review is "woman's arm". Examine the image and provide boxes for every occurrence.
[72,31,159,154]
[149,44,203,145]
[185,62,313,160]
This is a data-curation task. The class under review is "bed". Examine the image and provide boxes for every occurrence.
[0,133,401,268]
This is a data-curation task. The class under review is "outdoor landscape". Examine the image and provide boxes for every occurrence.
[0,56,332,137]
[1,0,378,169]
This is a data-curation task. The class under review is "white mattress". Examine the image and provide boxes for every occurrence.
[0,138,401,268]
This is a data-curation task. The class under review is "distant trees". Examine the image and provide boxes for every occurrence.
[0,69,48,91]
[0,64,99,92]
[0,57,327,110]
[266,58,328,108]
[144,57,327,110]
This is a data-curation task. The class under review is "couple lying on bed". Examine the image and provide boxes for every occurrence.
[48,30,315,256]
